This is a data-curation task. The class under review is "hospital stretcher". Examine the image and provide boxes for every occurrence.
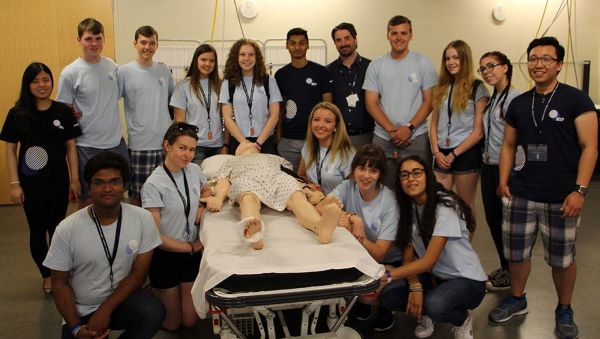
[191,203,384,338]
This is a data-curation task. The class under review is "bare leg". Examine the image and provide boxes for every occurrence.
[179,282,199,328]
[154,286,182,331]
[434,171,454,191]
[508,260,531,297]
[287,191,341,244]
[454,172,480,240]
[239,192,264,250]
[553,261,577,305]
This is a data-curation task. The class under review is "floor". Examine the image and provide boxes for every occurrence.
[1,177,599,338]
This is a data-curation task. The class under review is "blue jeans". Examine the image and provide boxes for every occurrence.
[380,275,485,326]
[61,288,165,339]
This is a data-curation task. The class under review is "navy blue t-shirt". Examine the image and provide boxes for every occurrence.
[505,83,595,203]
[275,61,332,139]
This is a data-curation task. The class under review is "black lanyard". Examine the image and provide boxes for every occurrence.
[530,82,559,140]
[445,82,455,143]
[162,164,193,240]
[316,147,331,185]
[484,90,508,157]
[91,205,122,291]
[241,79,256,128]
[199,81,212,130]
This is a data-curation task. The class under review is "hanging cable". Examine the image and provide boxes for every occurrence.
[233,0,245,38]
[209,0,219,44]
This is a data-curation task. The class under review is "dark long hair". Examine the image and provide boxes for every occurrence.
[14,62,54,129]
[395,155,476,250]
[185,44,221,105]
[480,51,513,118]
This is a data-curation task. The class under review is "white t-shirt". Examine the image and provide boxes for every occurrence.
[301,144,355,195]
[56,57,122,148]
[411,203,487,281]
[118,61,174,150]
[363,51,438,141]
[142,163,207,242]
[43,204,161,317]
[329,180,402,263]
[170,78,223,148]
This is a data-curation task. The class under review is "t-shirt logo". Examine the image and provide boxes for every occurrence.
[408,73,420,84]
[305,77,317,86]
[159,77,166,86]
[126,239,139,254]
[548,110,564,122]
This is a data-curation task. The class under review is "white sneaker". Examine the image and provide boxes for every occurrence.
[452,310,473,339]
[414,315,435,338]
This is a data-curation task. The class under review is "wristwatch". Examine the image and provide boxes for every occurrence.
[405,122,415,132]
[574,184,588,196]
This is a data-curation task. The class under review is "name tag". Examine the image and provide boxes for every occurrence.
[346,93,359,108]
[527,144,548,162]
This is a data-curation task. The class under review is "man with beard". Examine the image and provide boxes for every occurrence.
[275,27,332,172]
[327,22,373,148]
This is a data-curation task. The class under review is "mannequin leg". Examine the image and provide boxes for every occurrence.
[287,191,341,244]
[238,192,264,250]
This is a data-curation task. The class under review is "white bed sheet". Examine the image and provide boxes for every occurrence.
[191,202,385,318]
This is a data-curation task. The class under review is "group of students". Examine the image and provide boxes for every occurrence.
[1,13,596,339]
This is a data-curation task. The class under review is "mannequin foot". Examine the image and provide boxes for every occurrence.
[316,204,341,244]
[244,218,264,250]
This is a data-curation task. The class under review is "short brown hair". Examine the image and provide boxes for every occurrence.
[78,18,104,38]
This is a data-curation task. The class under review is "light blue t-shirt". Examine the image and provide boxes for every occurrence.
[171,78,223,148]
[482,87,521,164]
[411,203,486,281]
[56,57,122,148]
[329,180,402,263]
[219,76,282,138]
[301,144,355,195]
[118,61,174,150]
[142,163,207,242]
[43,204,161,317]
[436,82,489,148]
[362,51,438,141]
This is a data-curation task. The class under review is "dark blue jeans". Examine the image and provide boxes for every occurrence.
[61,288,165,339]
[379,275,485,326]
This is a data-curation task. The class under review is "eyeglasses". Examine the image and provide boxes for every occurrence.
[477,63,504,74]
[91,178,123,187]
[399,168,425,181]
[175,122,199,133]
[527,56,558,66]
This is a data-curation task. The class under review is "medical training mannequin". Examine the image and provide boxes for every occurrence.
[201,142,342,249]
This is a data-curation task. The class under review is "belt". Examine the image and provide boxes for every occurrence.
[347,129,371,136]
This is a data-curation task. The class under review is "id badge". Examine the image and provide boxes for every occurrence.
[346,93,359,108]
[527,144,548,162]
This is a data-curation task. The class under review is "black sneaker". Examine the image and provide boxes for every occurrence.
[352,302,373,321]
[373,309,395,332]
[486,268,510,291]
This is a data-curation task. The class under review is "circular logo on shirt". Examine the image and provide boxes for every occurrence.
[53,119,64,129]
[21,146,49,175]
[159,77,166,86]
[126,239,139,254]
[548,110,558,119]
[305,78,317,86]
[408,73,419,83]
[285,100,298,120]
[108,72,115,81]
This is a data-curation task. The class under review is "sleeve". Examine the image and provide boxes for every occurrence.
[362,61,380,93]
[58,103,82,140]
[475,82,490,101]
[420,56,438,90]
[432,205,462,238]
[274,69,285,96]
[56,72,75,105]
[504,98,519,128]
[268,76,283,104]
[280,156,293,171]
[328,180,348,203]
[340,149,356,178]
[0,109,20,143]
[300,143,308,161]
[169,82,188,110]
[42,221,73,271]
[217,159,233,179]
[377,200,400,241]
[166,69,175,96]
[571,88,596,118]
[116,66,125,98]
[218,80,231,104]
[319,66,333,94]
[141,180,166,209]
[196,164,208,188]
[137,209,162,254]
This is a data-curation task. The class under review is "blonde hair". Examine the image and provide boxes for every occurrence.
[304,102,354,170]
[432,40,476,113]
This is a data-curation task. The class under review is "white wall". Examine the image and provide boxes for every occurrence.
[114,0,600,102]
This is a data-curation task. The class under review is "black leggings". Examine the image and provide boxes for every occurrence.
[23,197,69,278]
[480,164,508,269]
